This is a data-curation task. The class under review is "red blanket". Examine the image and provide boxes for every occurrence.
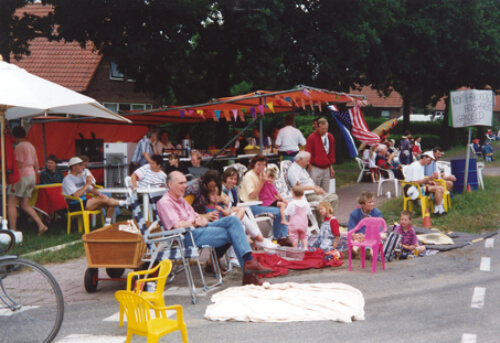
[254,248,343,278]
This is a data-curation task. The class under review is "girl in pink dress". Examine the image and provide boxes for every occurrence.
[259,168,288,225]
[285,186,312,248]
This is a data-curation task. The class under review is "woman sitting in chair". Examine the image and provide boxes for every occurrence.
[375,144,404,180]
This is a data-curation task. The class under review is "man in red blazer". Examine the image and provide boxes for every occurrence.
[306,118,335,193]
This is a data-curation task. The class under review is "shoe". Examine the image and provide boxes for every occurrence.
[204,260,227,276]
[230,258,241,269]
[255,239,279,250]
[277,237,293,247]
[243,259,272,274]
[242,273,264,286]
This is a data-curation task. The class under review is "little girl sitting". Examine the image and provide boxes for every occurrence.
[285,186,312,249]
[259,168,289,225]
[205,187,232,220]
[309,201,340,252]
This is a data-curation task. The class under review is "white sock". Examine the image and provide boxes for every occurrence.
[438,204,445,213]
[119,200,127,206]
[105,218,112,225]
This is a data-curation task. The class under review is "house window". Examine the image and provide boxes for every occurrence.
[381,110,390,118]
[103,103,152,113]
[109,61,135,81]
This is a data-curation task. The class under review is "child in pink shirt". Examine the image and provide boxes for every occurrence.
[285,186,312,248]
[259,168,288,225]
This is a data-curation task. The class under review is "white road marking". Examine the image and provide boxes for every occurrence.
[480,257,491,272]
[485,238,494,248]
[56,334,126,343]
[471,287,486,309]
[0,305,39,316]
[461,333,477,343]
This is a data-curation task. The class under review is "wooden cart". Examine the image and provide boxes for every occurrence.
[82,222,146,293]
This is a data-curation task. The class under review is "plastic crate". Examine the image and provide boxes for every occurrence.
[275,247,305,261]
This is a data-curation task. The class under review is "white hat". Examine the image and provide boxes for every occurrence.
[422,151,435,160]
[68,157,83,167]
[407,186,419,200]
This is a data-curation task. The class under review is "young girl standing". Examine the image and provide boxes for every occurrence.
[309,201,340,252]
[285,186,312,249]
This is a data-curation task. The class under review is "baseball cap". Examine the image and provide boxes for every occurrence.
[422,151,435,160]
[407,186,419,200]
[68,157,84,167]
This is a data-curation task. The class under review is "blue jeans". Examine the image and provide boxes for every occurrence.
[250,205,288,239]
[183,216,251,268]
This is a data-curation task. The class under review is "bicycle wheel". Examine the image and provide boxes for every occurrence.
[0,257,64,343]
[0,230,15,256]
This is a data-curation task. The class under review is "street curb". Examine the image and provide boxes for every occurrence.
[21,239,82,258]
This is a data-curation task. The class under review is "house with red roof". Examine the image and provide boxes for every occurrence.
[11,3,160,114]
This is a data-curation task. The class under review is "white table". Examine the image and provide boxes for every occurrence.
[100,187,168,221]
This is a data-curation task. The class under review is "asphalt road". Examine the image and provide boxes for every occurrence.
[52,233,499,343]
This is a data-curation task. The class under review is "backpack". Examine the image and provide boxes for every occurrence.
[383,230,402,262]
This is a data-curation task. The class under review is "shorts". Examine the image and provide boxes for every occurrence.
[289,226,307,241]
[8,175,36,198]
[67,199,87,212]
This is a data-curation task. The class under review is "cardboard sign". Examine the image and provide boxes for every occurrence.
[450,89,493,128]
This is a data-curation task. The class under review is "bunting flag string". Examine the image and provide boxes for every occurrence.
[223,110,231,121]
[188,109,194,116]
[215,110,221,121]
[180,109,185,118]
[267,102,275,113]
[301,88,312,98]
[232,109,238,121]
[250,107,256,119]
[300,99,306,110]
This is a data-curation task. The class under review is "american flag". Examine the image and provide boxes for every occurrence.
[329,105,381,146]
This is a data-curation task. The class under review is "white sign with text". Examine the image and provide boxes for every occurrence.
[450,89,493,128]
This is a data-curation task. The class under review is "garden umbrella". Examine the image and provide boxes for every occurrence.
[0,60,131,219]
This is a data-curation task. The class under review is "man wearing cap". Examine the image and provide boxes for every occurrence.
[62,157,129,225]
[404,151,446,216]
[424,147,456,191]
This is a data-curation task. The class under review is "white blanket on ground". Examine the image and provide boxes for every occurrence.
[204,282,365,323]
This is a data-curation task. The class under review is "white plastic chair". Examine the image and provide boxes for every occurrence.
[477,161,485,190]
[355,157,371,183]
[377,166,399,197]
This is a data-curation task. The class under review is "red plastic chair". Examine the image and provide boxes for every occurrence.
[348,217,387,273]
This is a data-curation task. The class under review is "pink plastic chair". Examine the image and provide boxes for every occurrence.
[348,217,387,273]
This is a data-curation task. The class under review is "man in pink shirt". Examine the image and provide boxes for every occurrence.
[157,171,272,285]
[7,126,46,239]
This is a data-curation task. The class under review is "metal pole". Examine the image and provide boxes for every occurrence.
[1,109,7,219]
[259,116,263,154]
[463,126,472,194]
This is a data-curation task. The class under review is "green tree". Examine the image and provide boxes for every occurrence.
[0,0,53,62]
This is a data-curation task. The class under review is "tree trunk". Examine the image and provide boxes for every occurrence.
[402,96,411,132]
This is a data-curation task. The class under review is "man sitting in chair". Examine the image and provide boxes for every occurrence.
[62,157,129,225]
[424,147,456,191]
[287,151,339,220]
[404,151,446,216]
[157,171,272,286]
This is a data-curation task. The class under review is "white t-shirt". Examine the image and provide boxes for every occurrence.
[62,173,91,196]
[404,160,426,182]
[133,164,167,188]
[285,198,312,216]
[275,126,306,152]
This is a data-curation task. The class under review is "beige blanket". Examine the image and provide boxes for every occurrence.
[204,282,365,323]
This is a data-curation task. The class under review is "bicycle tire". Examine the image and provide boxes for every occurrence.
[0,230,15,256]
[0,257,64,343]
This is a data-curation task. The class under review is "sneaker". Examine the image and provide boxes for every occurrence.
[255,239,278,250]
[230,258,241,269]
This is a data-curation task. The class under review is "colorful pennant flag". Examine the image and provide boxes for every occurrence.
[301,89,312,98]
[267,102,275,113]
[300,99,306,110]
[188,109,194,116]
[250,107,256,119]
[224,110,230,121]
[180,110,185,118]
[215,110,221,121]
[257,104,265,116]
[232,109,238,121]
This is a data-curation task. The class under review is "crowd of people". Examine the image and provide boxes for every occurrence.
[2,117,496,286]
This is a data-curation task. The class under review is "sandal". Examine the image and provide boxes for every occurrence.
[204,261,227,276]
[38,226,48,235]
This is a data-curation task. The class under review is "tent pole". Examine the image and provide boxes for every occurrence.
[1,109,7,220]
[203,117,258,168]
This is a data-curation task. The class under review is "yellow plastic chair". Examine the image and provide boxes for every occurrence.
[120,259,172,327]
[434,179,452,212]
[115,290,188,343]
[63,194,104,234]
[399,180,434,217]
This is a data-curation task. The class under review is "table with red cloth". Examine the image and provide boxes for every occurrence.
[254,248,343,278]
[32,184,67,221]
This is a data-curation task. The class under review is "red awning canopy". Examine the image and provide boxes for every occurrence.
[121,85,367,125]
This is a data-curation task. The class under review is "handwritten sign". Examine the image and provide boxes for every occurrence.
[450,90,493,128]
